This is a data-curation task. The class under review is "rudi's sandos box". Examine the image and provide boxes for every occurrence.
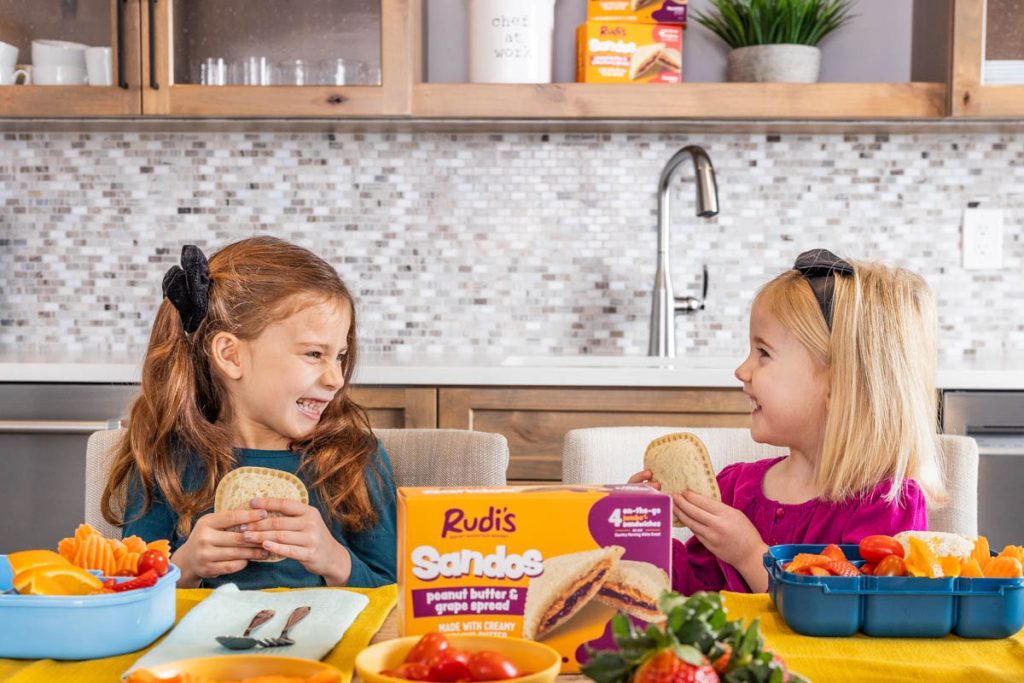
[397,485,673,672]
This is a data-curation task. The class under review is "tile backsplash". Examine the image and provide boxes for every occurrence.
[1,131,1022,359]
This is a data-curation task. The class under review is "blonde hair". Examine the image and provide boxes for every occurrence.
[755,261,947,506]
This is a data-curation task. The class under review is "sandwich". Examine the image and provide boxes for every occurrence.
[215,466,309,562]
[595,560,669,622]
[629,43,665,81]
[522,545,625,640]
[630,0,659,10]
[656,47,681,74]
[643,432,721,527]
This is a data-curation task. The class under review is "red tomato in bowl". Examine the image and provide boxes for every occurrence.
[467,651,520,681]
[382,663,432,681]
[136,549,169,577]
[406,633,451,665]
[858,535,904,564]
[427,648,472,682]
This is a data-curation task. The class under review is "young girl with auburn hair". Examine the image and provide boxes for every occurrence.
[102,236,395,589]
[632,249,947,594]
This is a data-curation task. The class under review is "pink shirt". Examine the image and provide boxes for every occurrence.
[672,456,928,594]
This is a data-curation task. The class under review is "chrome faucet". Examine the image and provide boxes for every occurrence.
[649,145,719,358]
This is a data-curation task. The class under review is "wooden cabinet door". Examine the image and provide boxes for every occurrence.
[352,386,436,429]
[951,0,1024,116]
[0,0,142,116]
[439,387,751,481]
[142,0,418,116]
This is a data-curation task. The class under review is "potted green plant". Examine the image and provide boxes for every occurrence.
[694,0,856,83]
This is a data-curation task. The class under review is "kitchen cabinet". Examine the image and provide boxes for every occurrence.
[438,387,750,481]
[142,0,418,117]
[0,0,419,118]
[951,0,1024,116]
[0,0,142,116]
[351,386,436,429]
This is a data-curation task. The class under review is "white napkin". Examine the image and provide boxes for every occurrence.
[124,584,369,678]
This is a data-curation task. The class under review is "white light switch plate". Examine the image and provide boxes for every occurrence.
[962,207,1004,270]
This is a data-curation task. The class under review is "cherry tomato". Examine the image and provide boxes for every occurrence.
[382,663,432,681]
[860,563,876,576]
[406,633,451,665]
[858,535,904,564]
[427,648,471,682]
[874,554,908,577]
[137,549,169,577]
[467,651,520,682]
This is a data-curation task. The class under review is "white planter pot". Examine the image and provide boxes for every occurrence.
[468,0,556,84]
[726,44,821,83]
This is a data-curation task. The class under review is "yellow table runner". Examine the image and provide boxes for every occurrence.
[0,583,397,683]
[721,591,1024,683]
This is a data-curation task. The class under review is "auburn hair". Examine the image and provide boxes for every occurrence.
[754,261,947,507]
[102,236,380,536]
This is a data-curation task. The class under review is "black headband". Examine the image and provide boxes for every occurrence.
[793,248,854,331]
[162,244,210,334]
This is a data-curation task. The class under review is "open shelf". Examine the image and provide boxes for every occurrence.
[412,82,948,119]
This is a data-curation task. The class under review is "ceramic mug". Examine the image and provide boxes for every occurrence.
[32,64,87,85]
[0,41,18,69]
[0,67,30,86]
[32,39,88,69]
[85,46,112,86]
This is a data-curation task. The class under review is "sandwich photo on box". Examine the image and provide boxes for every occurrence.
[521,545,625,640]
[594,559,670,622]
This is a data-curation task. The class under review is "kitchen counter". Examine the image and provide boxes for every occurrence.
[1,348,1023,390]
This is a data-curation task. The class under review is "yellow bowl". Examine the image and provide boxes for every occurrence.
[130,655,342,681]
[355,635,561,683]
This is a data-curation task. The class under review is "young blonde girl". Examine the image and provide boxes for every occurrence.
[102,236,395,590]
[633,249,946,594]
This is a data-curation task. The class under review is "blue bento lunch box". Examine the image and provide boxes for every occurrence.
[764,544,1024,639]
[0,554,180,659]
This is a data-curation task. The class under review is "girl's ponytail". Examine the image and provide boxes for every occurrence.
[103,249,233,537]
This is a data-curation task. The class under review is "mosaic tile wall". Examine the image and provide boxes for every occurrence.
[1,131,1022,359]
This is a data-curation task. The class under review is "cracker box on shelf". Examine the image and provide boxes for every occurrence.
[576,21,683,84]
[397,484,673,673]
[587,0,688,25]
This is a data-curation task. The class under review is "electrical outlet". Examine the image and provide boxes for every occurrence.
[962,207,1004,270]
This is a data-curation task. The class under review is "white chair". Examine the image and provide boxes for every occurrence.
[562,426,978,539]
[85,428,510,537]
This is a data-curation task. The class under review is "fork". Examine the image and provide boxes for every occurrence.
[259,605,311,647]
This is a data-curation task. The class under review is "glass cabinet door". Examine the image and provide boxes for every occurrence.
[0,0,142,116]
[952,0,1024,116]
[143,0,417,116]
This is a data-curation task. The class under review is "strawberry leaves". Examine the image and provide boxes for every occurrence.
[582,591,808,683]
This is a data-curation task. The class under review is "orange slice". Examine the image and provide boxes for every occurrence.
[7,549,69,576]
[16,563,104,596]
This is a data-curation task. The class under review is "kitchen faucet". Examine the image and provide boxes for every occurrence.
[649,145,719,357]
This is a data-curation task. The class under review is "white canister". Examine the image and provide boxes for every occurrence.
[468,0,556,84]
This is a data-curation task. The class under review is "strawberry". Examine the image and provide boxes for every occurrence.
[633,650,719,683]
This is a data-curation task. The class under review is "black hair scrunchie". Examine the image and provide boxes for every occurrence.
[162,244,210,334]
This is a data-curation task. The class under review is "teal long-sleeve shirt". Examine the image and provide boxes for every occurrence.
[122,444,397,590]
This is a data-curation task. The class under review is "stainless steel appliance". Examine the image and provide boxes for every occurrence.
[0,383,136,551]
[943,391,1024,549]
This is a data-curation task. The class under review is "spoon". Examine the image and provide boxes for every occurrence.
[216,609,275,650]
